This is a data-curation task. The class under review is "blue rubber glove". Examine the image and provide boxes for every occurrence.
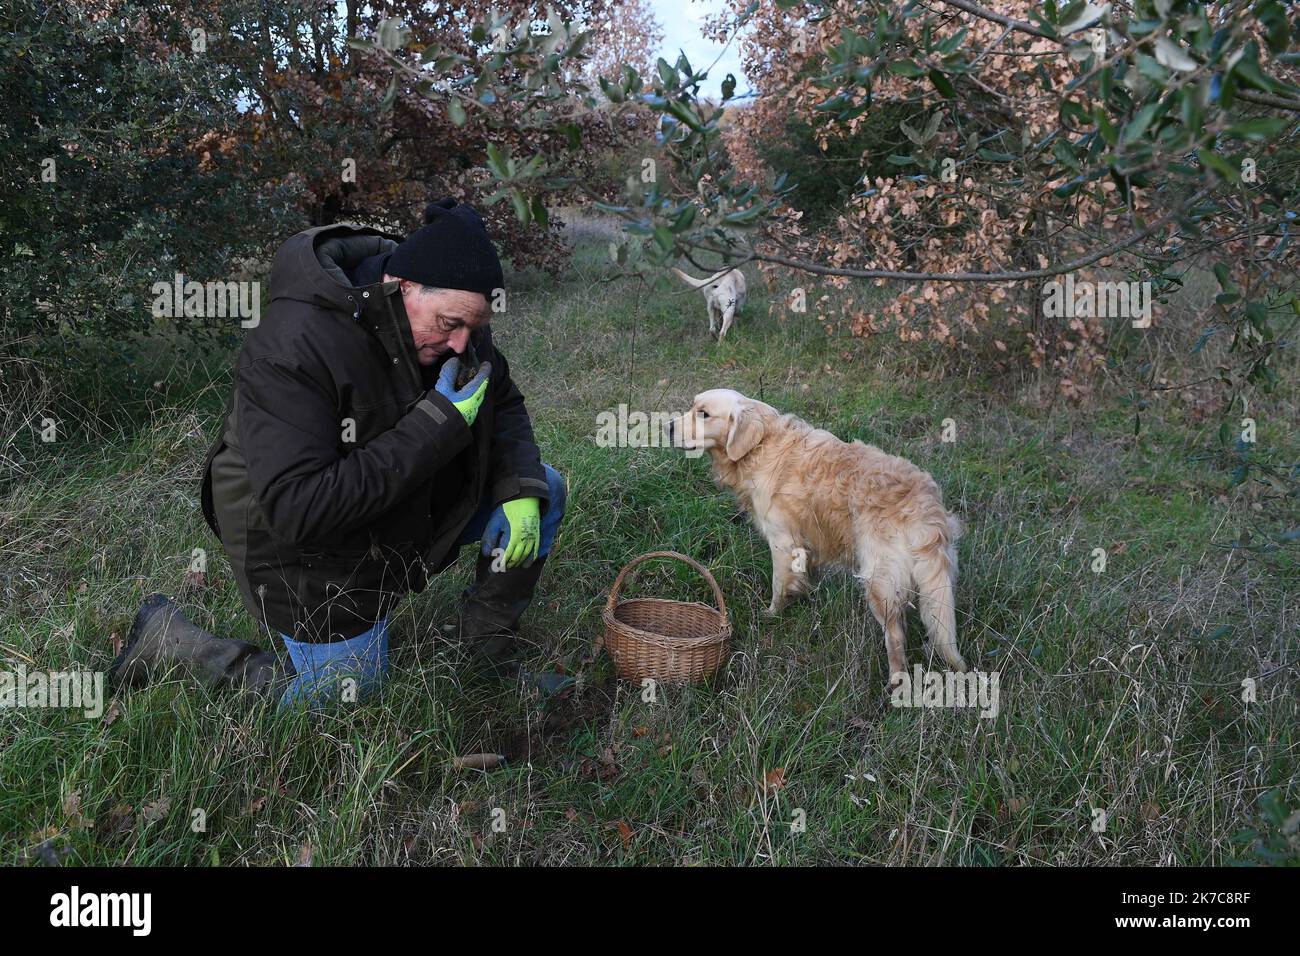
[435,357,492,426]
[481,496,542,569]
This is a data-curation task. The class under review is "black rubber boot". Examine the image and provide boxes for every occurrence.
[109,594,286,705]
[457,554,574,696]
[458,554,546,665]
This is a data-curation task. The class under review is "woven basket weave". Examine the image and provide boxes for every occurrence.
[600,551,730,684]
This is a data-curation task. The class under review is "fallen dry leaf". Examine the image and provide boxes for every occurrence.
[761,768,788,796]
[27,825,59,844]
[101,698,123,727]
[140,798,171,823]
[606,820,634,851]
[63,791,93,832]
[94,804,135,841]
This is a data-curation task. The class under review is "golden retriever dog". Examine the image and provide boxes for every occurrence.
[672,267,747,340]
[668,389,967,684]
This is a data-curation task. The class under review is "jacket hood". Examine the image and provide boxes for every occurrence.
[269,224,404,313]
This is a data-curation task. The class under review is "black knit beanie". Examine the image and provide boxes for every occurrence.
[386,197,504,297]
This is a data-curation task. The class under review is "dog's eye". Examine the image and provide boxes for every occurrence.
[697,409,709,418]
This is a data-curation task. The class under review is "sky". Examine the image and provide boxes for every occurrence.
[648,0,752,100]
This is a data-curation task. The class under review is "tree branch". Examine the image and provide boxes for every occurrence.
[939,0,1055,41]
[694,188,1213,283]
[940,0,1300,112]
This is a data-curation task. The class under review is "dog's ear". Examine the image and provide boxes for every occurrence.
[725,402,765,461]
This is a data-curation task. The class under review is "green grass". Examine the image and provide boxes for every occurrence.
[1,216,1297,866]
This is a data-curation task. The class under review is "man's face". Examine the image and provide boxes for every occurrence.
[387,275,490,366]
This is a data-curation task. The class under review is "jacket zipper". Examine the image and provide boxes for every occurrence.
[380,288,424,403]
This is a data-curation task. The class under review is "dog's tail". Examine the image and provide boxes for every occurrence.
[671,267,732,289]
[915,514,966,672]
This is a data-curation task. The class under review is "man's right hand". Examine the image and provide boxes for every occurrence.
[435,357,492,426]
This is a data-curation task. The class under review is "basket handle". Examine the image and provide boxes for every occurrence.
[605,550,729,624]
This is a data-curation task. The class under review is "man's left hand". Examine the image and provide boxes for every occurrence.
[482,496,541,569]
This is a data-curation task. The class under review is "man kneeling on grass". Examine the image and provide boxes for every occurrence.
[110,198,572,709]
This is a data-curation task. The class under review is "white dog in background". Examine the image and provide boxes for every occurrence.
[672,267,747,341]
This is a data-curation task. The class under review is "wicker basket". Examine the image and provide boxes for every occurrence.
[600,551,731,684]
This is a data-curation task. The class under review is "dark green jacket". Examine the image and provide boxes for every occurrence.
[199,224,549,642]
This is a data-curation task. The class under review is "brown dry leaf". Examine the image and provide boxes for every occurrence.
[28,825,59,843]
[244,795,268,817]
[63,791,93,832]
[101,698,123,727]
[632,725,649,738]
[1140,801,1162,821]
[109,630,122,657]
[294,842,313,867]
[761,768,787,795]
[94,804,136,841]
[608,820,634,850]
[848,716,871,730]
[597,747,619,781]
[140,798,171,823]
[998,796,1025,820]
[565,807,579,822]
[181,569,207,592]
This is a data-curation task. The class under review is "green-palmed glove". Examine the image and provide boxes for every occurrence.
[482,496,541,569]
[435,357,492,426]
